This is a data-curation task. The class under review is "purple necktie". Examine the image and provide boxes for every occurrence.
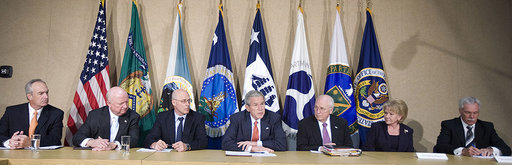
[322,123,331,144]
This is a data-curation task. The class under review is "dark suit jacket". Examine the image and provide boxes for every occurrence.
[222,110,287,151]
[362,121,414,152]
[0,103,63,147]
[434,118,511,156]
[297,115,353,151]
[144,110,207,150]
[72,106,140,148]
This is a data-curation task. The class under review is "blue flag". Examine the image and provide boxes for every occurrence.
[241,8,279,113]
[159,2,195,113]
[198,4,238,149]
[355,8,389,146]
[324,6,357,135]
[282,7,315,137]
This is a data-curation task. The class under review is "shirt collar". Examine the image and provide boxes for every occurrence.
[317,115,331,125]
[460,117,475,128]
[174,111,187,121]
[28,104,42,114]
[108,107,119,120]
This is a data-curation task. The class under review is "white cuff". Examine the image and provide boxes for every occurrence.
[246,146,253,152]
[114,141,121,150]
[491,147,502,156]
[453,147,464,156]
[80,138,92,147]
[3,140,10,148]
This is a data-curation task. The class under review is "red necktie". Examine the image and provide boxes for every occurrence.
[251,121,259,142]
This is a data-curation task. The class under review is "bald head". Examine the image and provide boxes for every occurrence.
[314,95,334,123]
[107,87,129,116]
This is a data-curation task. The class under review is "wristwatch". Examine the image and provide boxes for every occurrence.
[186,143,191,151]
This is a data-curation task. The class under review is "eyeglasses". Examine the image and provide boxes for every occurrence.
[174,99,191,104]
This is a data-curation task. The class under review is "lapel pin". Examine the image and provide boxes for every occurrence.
[335,126,338,129]
[124,120,127,123]
[404,129,408,134]
[266,127,269,130]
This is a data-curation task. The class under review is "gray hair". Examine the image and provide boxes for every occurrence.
[245,90,264,105]
[459,96,480,109]
[317,95,334,108]
[25,79,46,94]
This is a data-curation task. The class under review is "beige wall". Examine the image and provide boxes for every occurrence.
[0,0,511,152]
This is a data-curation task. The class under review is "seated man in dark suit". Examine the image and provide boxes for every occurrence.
[297,95,353,151]
[0,79,63,149]
[72,87,140,151]
[434,96,511,156]
[145,89,207,152]
[222,90,287,152]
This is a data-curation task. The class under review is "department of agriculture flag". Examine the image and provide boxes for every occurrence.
[355,8,388,146]
[282,7,315,136]
[324,6,357,135]
[65,0,110,146]
[241,7,279,113]
[198,4,238,149]
[159,2,195,113]
[118,0,156,147]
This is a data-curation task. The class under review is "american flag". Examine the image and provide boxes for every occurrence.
[65,0,110,146]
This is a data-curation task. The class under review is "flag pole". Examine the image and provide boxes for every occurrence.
[256,0,260,9]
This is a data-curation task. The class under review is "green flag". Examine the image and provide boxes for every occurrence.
[118,0,155,147]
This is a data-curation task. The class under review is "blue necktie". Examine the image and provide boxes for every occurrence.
[176,117,184,142]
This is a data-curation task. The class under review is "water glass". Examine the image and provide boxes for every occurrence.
[121,136,130,154]
[31,134,40,152]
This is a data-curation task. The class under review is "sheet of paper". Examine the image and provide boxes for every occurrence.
[495,156,512,163]
[136,148,172,152]
[39,145,63,150]
[310,150,322,154]
[472,155,494,159]
[225,151,276,157]
[416,152,448,160]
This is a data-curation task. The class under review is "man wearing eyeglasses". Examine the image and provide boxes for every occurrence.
[297,95,353,151]
[144,89,207,152]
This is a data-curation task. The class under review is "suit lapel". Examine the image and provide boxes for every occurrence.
[454,119,466,146]
[474,121,483,147]
[116,112,129,140]
[168,111,176,143]
[243,111,252,140]
[329,116,338,143]
[21,103,30,134]
[183,111,193,139]
[311,118,322,145]
[260,112,270,140]
[100,108,111,139]
[35,106,50,134]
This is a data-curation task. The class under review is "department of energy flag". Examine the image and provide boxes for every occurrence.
[324,6,357,135]
[355,8,388,146]
[65,0,110,146]
[198,4,238,149]
[241,6,279,113]
[282,6,315,136]
[159,2,195,113]
[118,0,156,147]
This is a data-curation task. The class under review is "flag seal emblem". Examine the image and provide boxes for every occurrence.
[354,68,388,128]
[119,70,153,118]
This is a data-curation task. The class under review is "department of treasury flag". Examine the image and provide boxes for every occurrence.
[118,0,156,147]
[198,4,238,149]
[159,2,195,113]
[65,0,110,146]
[355,8,388,146]
[241,7,279,113]
[282,7,315,137]
[324,6,357,135]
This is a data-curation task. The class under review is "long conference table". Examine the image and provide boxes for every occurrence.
[0,147,505,165]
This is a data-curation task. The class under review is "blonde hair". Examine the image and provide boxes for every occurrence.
[382,99,408,123]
